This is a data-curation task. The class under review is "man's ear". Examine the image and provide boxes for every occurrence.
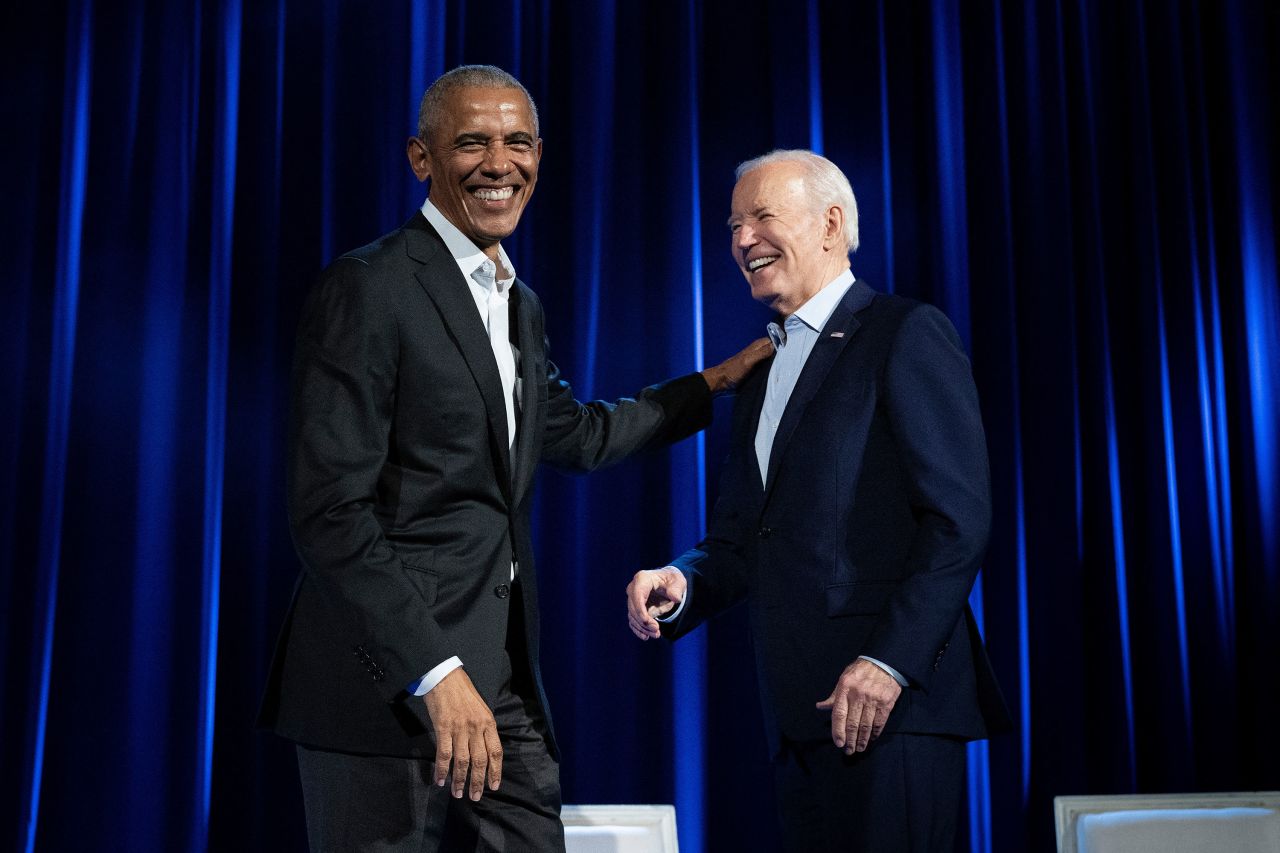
[407,136,431,183]
[823,205,846,251]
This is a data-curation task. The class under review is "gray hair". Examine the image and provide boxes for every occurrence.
[735,149,859,253]
[416,65,540,143]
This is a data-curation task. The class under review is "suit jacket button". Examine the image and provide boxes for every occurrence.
[494,583,511,599]
[758,526,773,539]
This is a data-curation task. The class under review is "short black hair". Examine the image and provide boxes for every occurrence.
[416,65,540,143]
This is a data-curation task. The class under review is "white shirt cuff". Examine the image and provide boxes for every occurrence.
[410,656,463,696]
[858,655,908,687]
[655,570,688,623]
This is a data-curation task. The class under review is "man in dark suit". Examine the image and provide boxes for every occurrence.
[627,150,1009,852]
[258,65,768,852]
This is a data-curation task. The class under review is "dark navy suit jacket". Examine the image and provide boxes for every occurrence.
[663,279,1009,756]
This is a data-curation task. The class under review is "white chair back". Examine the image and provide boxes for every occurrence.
[562,804,679,853]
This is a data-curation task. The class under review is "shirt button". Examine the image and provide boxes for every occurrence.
[494,583,511,599]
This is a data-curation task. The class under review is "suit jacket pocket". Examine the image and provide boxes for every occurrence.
[825,580,898,617]
[402,561,439,607]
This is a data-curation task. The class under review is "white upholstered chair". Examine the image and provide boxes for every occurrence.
[562,804,679,853]
[1054,791,1280,853]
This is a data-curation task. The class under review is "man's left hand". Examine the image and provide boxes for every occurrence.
[816,659,903,754]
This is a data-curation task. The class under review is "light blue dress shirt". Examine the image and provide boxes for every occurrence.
[754,269,855,485]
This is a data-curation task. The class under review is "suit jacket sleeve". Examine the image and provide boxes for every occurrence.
[860,304,992,690]
[660,500,754,640]
[539,341,712,472]
[660,378,766,639]
[286,258,454,701]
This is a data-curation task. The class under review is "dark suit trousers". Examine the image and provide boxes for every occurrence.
[297,581,564,853]
[774,732,965,853]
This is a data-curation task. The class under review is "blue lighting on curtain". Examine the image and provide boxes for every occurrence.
[123,13,144,179]
[1188,29,1237,644]
[1240,233,1280,573]
[1204,232,1237,654]
[129,5,202,848]
[877,0,894,292]
[1170,1,1233,658]
[806,0,823,154]
[275,1,286,175]
[1205,248,1236,651]
[1193,280,1230,649]
[193,2,239,849]
[929,0,970,338]
[1015,490,1030,804]
[988,0,1031,807]
[967,586,992,853]
[24,4,92,851]
[567,0,615,758]
[1103,349,1138,787]
[510,0,523,78]
[671,4,706,850]
[320,0,337,264]
[575,0,613,401]
[452,0,467,59]
[408,1,446,125]
[1048,0,1086,564]
[407,1,445,213]
[1157,292,1194,742]
[1134,0,1194,746]
[1227,0,1280,574]
[409,1,428,119]
[1075,0,1137,787]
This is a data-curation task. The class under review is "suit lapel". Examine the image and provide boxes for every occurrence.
[511,281,540,506]
[738,356,772,492]
[764,279,877,494]
[404,214,514,500]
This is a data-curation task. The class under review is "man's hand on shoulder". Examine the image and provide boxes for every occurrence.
[816,658,903,754]
[700,337,775,395]
[423,668,502,800]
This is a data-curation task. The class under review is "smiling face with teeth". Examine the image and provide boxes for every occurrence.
[408,86,542,262]
[728,161,850,315]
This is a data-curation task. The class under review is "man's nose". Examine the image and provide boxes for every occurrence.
[481,143,514,175]
[735,223,756,249]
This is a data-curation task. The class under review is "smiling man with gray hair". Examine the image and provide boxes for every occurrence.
[627,149,1010,851]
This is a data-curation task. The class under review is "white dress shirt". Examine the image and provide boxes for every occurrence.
[410,199,522,697]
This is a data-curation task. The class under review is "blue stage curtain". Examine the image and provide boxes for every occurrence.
[2,1,1277,851]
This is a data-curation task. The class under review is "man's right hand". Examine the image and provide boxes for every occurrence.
[627,567,687,640]
[423,668,502,800]
[700,337,774,395]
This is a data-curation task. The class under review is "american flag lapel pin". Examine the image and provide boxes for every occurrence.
[830,331,844,338]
